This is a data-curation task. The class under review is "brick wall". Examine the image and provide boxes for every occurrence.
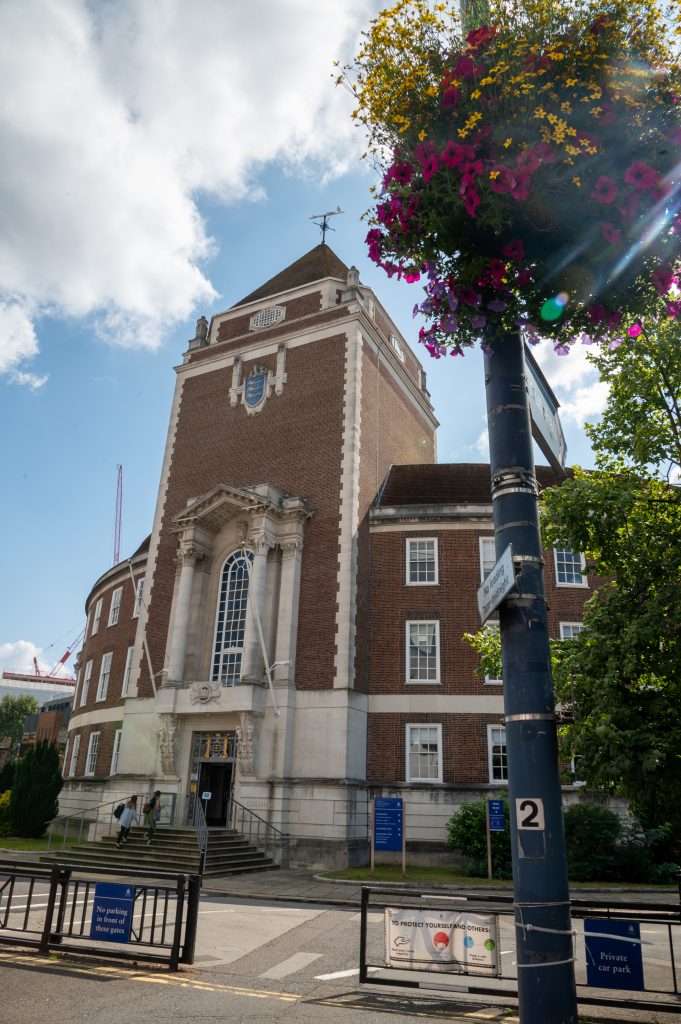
[141,335,348,695]
[354,344,436,692]
[66,720,122,780]
[215,291,322,344]
[367,712,505,784]
[70,570,143,722]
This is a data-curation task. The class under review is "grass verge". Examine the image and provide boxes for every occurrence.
[0,836,78,852]
[322,865,674,889]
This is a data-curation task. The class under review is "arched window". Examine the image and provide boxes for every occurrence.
[211,550,253,686]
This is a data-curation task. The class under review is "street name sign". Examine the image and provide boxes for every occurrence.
[524,345,567,475]
[477,543,515,623]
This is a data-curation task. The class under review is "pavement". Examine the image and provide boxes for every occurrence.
[201,867,679,907]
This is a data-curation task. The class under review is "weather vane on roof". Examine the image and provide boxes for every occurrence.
[310,207,344,244]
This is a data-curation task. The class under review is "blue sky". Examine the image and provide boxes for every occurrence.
[0,1,603,678]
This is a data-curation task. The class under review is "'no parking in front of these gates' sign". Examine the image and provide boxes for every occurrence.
[90,882,134,943]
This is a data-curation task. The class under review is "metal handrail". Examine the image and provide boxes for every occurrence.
[227,798,290,866]
[189,793,209,875]
[47,791,177,850]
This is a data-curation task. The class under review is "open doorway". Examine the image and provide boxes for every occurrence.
[198,761,233,826]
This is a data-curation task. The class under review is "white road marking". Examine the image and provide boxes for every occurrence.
[315,967,380,980]
[259,952,323,979]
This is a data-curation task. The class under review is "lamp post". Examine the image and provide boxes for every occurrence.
[484,329,578,1023]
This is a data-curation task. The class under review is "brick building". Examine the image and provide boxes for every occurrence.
[61,244,590,866]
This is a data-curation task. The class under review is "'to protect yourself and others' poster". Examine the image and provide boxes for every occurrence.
[384,908,500,975]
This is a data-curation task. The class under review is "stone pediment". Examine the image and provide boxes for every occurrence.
[174,484,310,536]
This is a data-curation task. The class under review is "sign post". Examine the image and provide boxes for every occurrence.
[373,797,405,878]
[486,799,505,880]
[477,543,515,624]
[483,333,577,1022]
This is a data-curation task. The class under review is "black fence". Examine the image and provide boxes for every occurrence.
[359,885,681,1015]
[0,859,200,971]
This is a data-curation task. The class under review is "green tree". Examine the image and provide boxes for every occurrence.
[10,740,63,838]
[469,322,681,832]
[0,694,39,750]
[0,758,16,793]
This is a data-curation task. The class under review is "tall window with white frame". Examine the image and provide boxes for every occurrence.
[488,725,508,783]
[406,621,440,683]
[554,547,587,587]
[79,661,93,707]
[91,598,103,635]
[133,578,144,618]
[211,549,253,686]
[85,732,100,776]
[406,538,438,585]
[96,653,113,702]
[560,622,584,640]
[406,724,443,783]
[68,734,81,777]
[479,536,496,580]
[108,587,122,626]
[110,729,122,775]
[121,646,134,697]
[483,621,503,685]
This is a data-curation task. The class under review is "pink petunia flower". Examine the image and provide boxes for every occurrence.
[510,172,531,202]
[454,55,482,80]
[667,301,681,318]
[441,140,474,168]
[471,313,487,329]
[534,142,557,164]
[460,287,482,306]
[516,268,532,286]
[592,177,618,204]
[588,303,606,324]
[628,324,642,337]
[422,154,440,183]
[601,222,621,245]
[503,239,525,261]
[517,148,540,173]
[490,166,516,194]
[652,268,674,295]
[624,162,658,190]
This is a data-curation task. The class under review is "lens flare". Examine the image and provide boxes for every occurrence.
[540,292,570,321]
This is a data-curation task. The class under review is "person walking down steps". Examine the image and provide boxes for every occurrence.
[115,796,138,848]
[144,790,162,846]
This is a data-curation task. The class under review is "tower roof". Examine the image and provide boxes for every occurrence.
[232,243,349,308]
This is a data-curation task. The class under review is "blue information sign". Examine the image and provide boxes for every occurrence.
[373,797,403,852]
[585,919,644,991]
[90,881,134,944]
[488,799,505,832]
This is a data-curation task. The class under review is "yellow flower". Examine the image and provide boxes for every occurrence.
[471,89,481,99]
[572,176,581,187]
[418,129,426,141]
[547,113,558,124]
[565,77,578,87]
[489,170,500,179]
[534,106,546,119]
[503,137,512,148]
[480,76,495,86]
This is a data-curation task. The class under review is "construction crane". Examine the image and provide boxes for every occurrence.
[113,464,123,565]
[30,625,86,679]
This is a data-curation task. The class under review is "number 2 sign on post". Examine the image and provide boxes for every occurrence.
[515,798,545,830]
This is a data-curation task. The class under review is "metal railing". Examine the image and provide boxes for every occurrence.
[47,791,178,850]
[227,798,289,867]
[188,792,209,875]
[359,885,681,1016]
[0,858,200,970]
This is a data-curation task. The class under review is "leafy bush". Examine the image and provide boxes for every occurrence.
[563,803,622,882]
[446,797,512,879]
[10,741,63,838]
[0,758,15,793]
[0,791,12,837]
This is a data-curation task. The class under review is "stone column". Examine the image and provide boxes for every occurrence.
[240,535,273,683]
[273,538,303,682]
[167,546,200,685]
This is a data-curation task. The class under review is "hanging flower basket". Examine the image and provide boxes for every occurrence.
[345,0,681,357]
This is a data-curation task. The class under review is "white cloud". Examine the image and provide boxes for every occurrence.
[0,640,72,678]
[531,340,609,428]
[0,0,370,381]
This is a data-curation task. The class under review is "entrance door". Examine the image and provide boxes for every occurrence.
[198,762,232,826]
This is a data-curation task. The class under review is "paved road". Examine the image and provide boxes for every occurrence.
[1,888,681,1023]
